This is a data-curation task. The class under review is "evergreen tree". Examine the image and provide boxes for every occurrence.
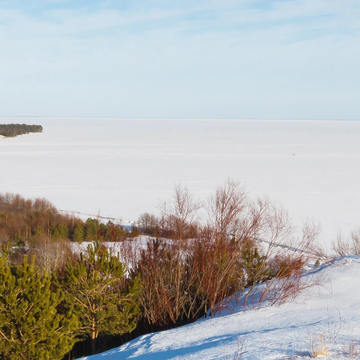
[0,253,78,360]
[73,223,84,242]
[85,218,100,241]
[57,223,69,239]
[58,241,141,354]
[242,241,272,286]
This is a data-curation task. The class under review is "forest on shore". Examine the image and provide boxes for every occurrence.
[0,123,43,137]
[0,182,329,359]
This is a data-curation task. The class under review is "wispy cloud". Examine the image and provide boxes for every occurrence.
[1,0,359,49]
[0,0,359,118]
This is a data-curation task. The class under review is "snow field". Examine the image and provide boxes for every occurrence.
[1,118,360,250]
[79,256,360,359]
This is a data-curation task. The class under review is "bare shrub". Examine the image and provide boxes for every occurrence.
[224,337,246,360]
[156,184,202,324]
[187,229,245,316]
[309,334,329,358]
[28,235,72,274]
[342,339,360,359]
[350,228,360,255]
[134,238,186,326]
[307,312,341,358]
[132,183,247,326]
[333,233,352,257]
[160,183,202,242]
[134,180,322,329]
[137,212,159,236]
[243,217,321,307]
[112,239,141,271]
[332,228,360,257]
[132,229,246,327]
[207,179,247,242]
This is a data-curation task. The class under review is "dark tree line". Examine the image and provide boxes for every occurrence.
[0,123,43,137]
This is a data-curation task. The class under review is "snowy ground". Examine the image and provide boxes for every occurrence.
[1,117,360,248]
[79,256,360,360]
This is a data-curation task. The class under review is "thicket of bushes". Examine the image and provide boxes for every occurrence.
[0,193,133,246]
[0,124,43,137]
[0,182,321,359]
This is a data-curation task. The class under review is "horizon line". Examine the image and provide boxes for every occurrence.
[1,116,359,122]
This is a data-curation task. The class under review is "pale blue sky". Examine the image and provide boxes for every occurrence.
[0,0,359,119]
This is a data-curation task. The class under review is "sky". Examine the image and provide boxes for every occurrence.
[0,0,359,120]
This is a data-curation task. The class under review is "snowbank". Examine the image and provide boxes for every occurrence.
[78,256,360,359]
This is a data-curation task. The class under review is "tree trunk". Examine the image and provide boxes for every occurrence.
[91,321,96,354]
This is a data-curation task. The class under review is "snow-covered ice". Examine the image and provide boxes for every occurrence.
[1,117,360,248]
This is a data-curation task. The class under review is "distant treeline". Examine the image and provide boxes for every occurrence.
[0,123,43,137]
[0,193,138,246]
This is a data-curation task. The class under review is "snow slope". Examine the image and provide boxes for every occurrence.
[79,256,360,360]
[1,118,360,247]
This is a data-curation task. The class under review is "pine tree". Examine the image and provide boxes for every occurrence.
[58,241,141,354]
[0,253,78,360]
[85,218,100,241]
[73,223,84,242]
[242,241,272,286]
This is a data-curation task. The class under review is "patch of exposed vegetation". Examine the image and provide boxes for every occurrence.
[0,123,43,137]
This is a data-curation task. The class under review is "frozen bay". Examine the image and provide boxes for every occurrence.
[1,117,359,247]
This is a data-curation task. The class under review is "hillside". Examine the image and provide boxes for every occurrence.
[79,256,360,359]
